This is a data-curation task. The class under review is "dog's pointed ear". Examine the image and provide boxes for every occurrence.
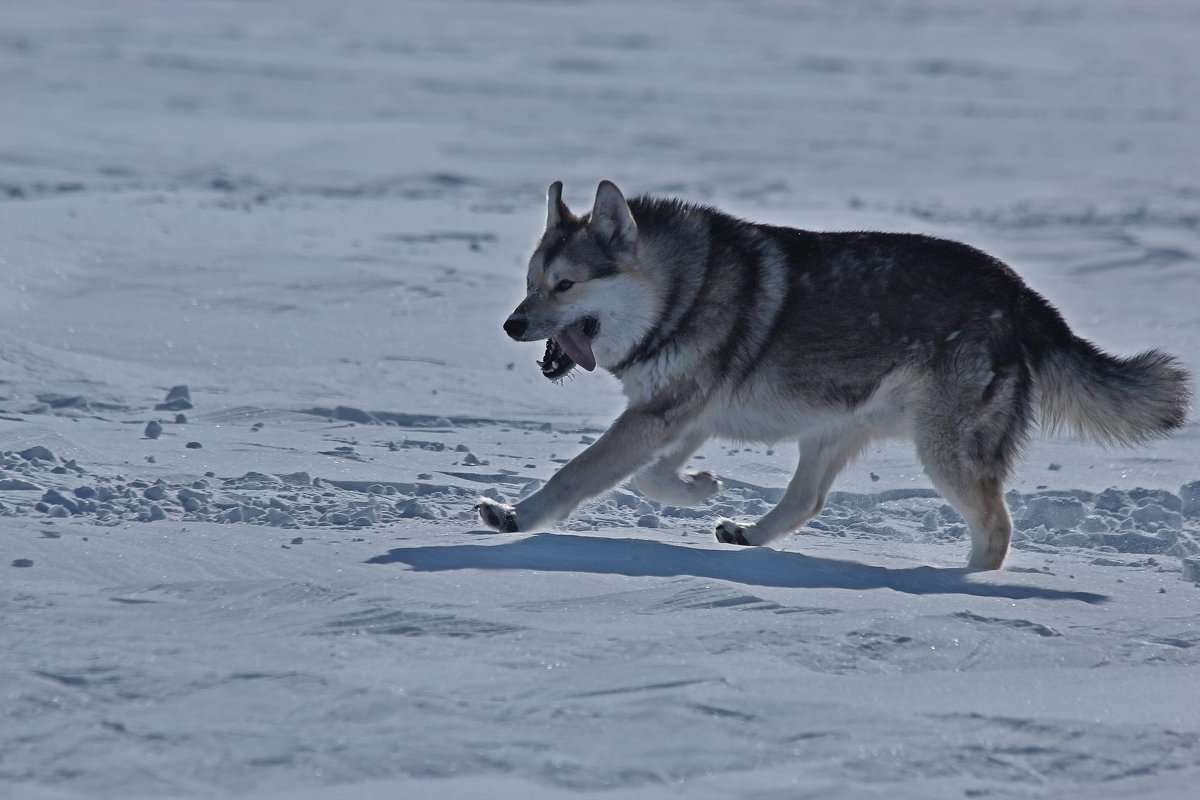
[589,180,637,250]
[546,180,574,230]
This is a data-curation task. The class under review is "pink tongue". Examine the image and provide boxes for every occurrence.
[555,323,596,372]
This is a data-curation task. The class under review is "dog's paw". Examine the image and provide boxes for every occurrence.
[715,518,753,547]
[475,498,519,533]
[684,470,722,500]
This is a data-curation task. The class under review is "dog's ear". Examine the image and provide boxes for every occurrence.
[589,180,637,250]
[546,181,575,230]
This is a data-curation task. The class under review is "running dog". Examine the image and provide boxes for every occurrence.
[477,181,1190,568]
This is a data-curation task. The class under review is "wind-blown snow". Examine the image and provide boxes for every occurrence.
[2,2,1199,799]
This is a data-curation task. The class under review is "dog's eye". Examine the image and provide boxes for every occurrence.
[555,279,575,293]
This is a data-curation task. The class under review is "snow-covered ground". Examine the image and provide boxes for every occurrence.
[2,2,1199,798]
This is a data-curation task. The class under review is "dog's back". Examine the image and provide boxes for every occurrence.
[626,199,1187,443]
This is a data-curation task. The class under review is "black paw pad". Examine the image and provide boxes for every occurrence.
[475,500,519,533]
[715,521,752,547]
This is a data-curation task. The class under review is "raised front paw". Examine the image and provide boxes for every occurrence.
[715,517,753,547]
[684,470,722,500]
[475,498,519,533]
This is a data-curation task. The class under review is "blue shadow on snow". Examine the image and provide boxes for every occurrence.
[366,533,1107,604]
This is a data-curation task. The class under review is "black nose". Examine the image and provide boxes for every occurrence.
[504,315,528,340]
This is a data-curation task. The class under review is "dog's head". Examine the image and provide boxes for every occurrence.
[505,181,657,381]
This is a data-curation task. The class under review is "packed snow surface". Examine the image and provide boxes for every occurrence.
[2,2,1199,798]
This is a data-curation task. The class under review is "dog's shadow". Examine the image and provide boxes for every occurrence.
[367,533,1108,604]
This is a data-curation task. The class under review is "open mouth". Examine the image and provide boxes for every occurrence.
[538,317,599,381]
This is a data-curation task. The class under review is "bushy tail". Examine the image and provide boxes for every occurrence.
[1036,338,1191,446]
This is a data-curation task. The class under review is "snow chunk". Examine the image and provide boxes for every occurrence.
[18,446,56,462]
[1020,496,1086,530]
[1180,481,1200,518]
[155,385,193,411]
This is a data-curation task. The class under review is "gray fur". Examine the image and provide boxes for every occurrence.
[479,182,1192,569]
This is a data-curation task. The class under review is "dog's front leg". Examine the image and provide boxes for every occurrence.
[476,408,681,533]
[632,429,720,505]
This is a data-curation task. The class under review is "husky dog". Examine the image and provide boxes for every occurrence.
[477,181,1191,569]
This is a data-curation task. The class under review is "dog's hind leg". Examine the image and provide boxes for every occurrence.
[923,468,1012,570]
[717,427,870,547]
[633,430,719,505]
[913,359,1032,569]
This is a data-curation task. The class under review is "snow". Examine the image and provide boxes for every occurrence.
[2,1,1199,798]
